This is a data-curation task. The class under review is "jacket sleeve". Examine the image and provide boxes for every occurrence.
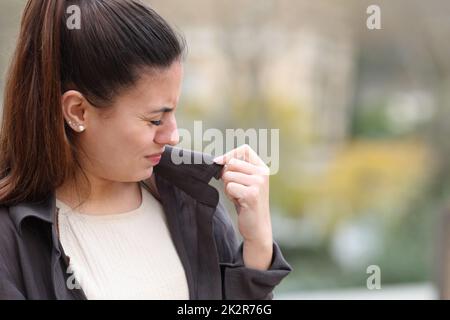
[213,201,293,300]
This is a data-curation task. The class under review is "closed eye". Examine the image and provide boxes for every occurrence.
[149,120,163,126]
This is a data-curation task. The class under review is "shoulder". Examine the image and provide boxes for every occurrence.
[0,206,17,243]
[0,206,27,299]
[0,206,20,273]
[0,206,19,254]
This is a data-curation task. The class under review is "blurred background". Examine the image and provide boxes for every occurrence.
[2,0,450,299]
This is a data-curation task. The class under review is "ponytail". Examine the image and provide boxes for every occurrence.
[0,0,74,205]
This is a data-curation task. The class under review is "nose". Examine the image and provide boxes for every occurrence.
[154,114,179,146]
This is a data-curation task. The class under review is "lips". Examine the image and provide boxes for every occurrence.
[146,152,163,158]
[145,151,164,165]
[145,148,165,158]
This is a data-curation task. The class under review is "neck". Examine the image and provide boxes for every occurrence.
[55,173,144,215]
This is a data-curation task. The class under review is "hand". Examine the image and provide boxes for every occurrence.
[214,145,273,270]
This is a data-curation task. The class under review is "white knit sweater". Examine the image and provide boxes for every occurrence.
[55,184,189,300]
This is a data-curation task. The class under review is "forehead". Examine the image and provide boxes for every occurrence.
[114,62,183,111]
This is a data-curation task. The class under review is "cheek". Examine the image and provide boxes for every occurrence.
[121,126,158,155]
[84,115,158,165]
[83,127,122,162]
[84,124,141,158]
[81,117,158,181]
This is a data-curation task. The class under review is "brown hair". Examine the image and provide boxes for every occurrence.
[0,0,185,206]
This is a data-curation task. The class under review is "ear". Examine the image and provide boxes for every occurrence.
[61,90,88,130]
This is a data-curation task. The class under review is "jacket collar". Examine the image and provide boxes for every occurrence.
[153,146,223,206]
[9,146,223,234]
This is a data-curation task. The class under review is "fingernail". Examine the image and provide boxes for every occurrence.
[213,156,224,164]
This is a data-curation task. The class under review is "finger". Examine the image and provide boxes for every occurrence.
[225,158,269,176]
[214,144,266,166]
[222,170,263,187]
[225,182,260,208]
[225,182,249,201]
[218,144,255,164]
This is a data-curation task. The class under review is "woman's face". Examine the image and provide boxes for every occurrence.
[63,61,183,183]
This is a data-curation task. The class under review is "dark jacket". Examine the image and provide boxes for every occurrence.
[0,146,292,300]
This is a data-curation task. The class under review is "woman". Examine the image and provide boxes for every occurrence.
[0,0,291,300]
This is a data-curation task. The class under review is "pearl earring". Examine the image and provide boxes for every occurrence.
[66,119,85,132]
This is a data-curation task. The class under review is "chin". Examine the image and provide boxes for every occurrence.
[144,167,154,179]
[131,167,153,182]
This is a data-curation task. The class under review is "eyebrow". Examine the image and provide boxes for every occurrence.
[148,107,174,114]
